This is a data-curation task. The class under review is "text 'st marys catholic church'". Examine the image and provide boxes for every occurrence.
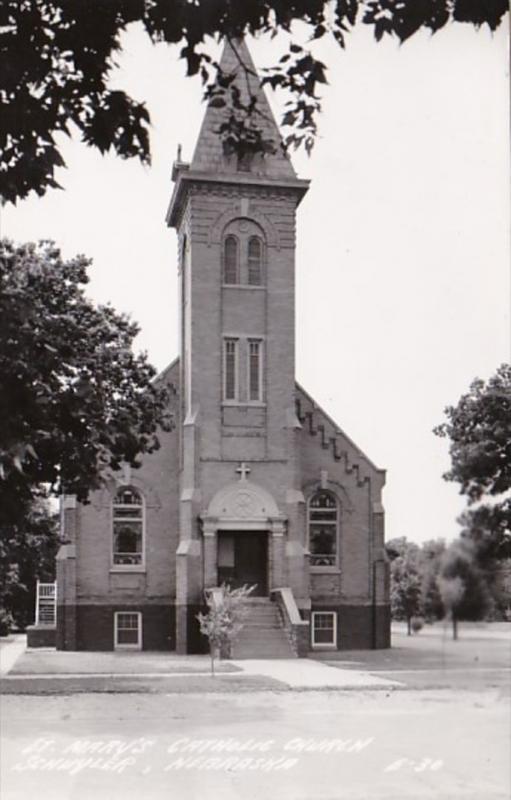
[55,39,391,656]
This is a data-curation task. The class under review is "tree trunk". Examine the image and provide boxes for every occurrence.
[407,616,412,636]
[452,616,458,641]
[210,644,216,676]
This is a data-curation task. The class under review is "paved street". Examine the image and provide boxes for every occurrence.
[1,624,510,799]
[1,688,509,800]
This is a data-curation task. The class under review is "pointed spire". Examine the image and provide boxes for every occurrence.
[190,38,296,180]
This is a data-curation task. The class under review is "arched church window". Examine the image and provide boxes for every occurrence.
[247,236,263,285]
[308,490,338,568]
[223,235,239,284]
[112,486,144,567]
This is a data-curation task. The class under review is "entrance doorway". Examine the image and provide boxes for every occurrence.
[217,532,268,596]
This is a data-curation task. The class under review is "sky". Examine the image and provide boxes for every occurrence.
[2,19,509,545]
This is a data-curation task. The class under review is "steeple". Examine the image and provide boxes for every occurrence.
[190,38,296,180]
[167,37,308,228]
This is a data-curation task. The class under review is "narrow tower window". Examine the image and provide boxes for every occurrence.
[248,339,263,401]
[112,487,144,567]
[223,339,238,400]
[247,236,263,285]
[223,236,239,284]
[308,491,338,568]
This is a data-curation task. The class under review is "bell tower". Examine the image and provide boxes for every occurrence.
[167,38,309,652]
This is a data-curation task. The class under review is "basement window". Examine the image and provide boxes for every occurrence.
[312,611,337,649]
[114,612,142,650]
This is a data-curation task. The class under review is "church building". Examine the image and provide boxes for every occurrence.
[54,40,390,656]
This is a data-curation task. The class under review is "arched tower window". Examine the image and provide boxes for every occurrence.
[223,235,239,284]
[308,490,339,568]
[247,236,263,285]
[112,486,144,567]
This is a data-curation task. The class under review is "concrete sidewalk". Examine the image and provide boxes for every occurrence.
[1,638,402,690]
[231,659,402,689]
[0,634,27,676]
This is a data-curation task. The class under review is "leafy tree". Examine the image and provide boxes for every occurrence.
[197,584,254,674]
[435,364,511,561]
[0,1,507,203]
[390,545,423,634]
[385,536,409,562]
[436,539,492,639]
[0,497,58,632]
[420,538,446,622]
[0,239,170,529]
[492,558,511,620]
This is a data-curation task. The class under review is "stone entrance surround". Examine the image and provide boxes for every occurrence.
[201,477,286,590]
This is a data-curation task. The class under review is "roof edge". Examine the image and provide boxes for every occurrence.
[166,168,310,228]
[295,380,386,477]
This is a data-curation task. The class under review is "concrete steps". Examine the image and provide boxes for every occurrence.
[231,599,296,659]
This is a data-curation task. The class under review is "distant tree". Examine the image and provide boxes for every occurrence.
[420,539,446,622]
[385,536,409,562]
[390,546,423,634]
[437,539,492,639]
[0,1,507,203]
[0,498,58,632]
[197,584,254,674]
[0,239,171,531]
[492,558,511,620]
[435,365,511,562]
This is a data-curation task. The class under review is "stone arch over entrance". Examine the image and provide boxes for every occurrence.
[200,480,286,593]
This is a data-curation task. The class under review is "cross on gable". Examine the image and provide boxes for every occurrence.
[236,462,251,481]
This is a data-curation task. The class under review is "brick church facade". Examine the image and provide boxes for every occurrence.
[55,40,390,655]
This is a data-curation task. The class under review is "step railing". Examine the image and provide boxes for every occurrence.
[35,581,57,626]
[271,588,309,657]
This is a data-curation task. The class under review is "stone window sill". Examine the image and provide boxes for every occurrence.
[109,566,146,574]
[222,401,266,408]
[221,284,265,291]
[310,567,341,575]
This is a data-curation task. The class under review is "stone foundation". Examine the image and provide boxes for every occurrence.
[310,604,391,650]
[26,625,56,648]
[57,604,175,651]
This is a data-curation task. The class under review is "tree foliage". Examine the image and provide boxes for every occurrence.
[0,239,170,528]
[389,542,422,633]
[420,538,446,621]
[0,498,58,632]
[435,364,511,560]
[197,584,254,674]
[387,535,498,634]
[437,539,492,638]
[0,0,507,203]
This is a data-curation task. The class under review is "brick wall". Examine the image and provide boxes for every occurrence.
[76,604,176,651]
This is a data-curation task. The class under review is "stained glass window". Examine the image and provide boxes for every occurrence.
[308,491,338,568]
[247,236,262,285]
[112,487,143,566]
[248,340,262,401]
[224,339,238,400]
[224,235,238,284]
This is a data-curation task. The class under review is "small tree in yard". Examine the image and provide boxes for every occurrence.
[197,584,254,675]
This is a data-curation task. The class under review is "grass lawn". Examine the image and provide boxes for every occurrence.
[0,673,287,695]
[9,648,240,675]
